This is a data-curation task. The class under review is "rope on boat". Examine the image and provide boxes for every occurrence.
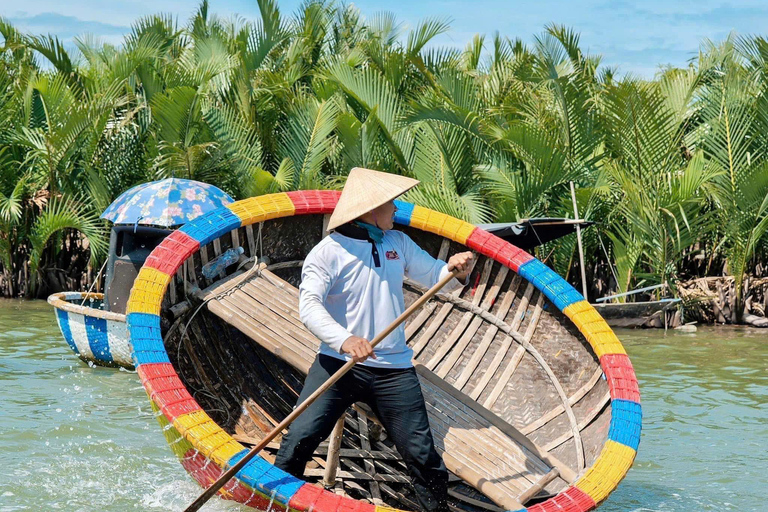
[80,259,108,307]
[175,256,269,426]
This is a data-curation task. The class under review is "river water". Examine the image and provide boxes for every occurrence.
[1,299,765,511]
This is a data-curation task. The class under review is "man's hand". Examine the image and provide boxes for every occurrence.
[341,336,376,363]
[447,251,474,282]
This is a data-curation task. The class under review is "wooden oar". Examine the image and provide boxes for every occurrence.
[183,269,460,512]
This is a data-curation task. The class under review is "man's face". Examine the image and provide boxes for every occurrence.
[370,200,397,230]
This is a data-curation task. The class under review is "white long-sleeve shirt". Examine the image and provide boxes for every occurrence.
[299,229,463,368]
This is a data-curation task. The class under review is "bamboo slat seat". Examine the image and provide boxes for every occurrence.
[195,266,573,509]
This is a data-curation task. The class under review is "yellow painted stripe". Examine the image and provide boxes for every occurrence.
[585,328,627,358]
[209,439,246,467]
[227,193,296,226]
[173,410,245,466]
[200,432,245,466]
[125,267,172,315]
[151,400,194,459]
[174,410,210,433]
[563,299,593,318]
[376,506,409,512]
[409,205,475,245]
[564,300,604,331]
[575,440,637,504]
[563,300,627,357]
[184,421,220,444]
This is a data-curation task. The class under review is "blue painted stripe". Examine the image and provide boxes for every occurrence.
[133,350,171,366]
[545,279,584,311]
[608,399,642,451]
[518,259,583,311]
[393,200,414,226]
[127,312,162,329]
[228,450,304,504]
[127,313,168,366]
[84,315,113,363]
[179,208,241,246]
[56,309,79,355]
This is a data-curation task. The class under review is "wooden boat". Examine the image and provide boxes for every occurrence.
[127,191,642,512]
[47,291,132,368]
[592,299,682,328]
[48,224,177,368]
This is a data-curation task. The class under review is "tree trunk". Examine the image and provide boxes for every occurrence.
[733,276,746,324]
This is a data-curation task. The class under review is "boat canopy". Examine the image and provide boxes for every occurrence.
[478,218,594,249]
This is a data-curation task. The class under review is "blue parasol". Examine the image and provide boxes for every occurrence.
[100,178,234,228]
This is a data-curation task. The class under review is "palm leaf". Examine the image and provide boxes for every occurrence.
[29,195,108,276]
[278,96,339,188]
[326,63,412,171]
[0,176,24,223]
[406,17,451,58]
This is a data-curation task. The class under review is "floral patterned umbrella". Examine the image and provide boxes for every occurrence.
[100,178,234,227]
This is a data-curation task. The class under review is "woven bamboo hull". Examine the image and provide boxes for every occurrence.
[126,191,642,512]
[47,291,132,368]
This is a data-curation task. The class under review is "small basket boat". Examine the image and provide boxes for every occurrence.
[48,178,234,368]
[47,224,174,369]
[127,191,642,512]
[47,292,132,368]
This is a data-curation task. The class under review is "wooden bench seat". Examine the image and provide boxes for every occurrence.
[195,266,574,510]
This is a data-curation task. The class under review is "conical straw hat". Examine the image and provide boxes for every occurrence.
[327,167,419,230]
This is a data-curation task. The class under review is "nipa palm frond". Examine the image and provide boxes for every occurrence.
[29,195,108,275]
[278,95,339,189]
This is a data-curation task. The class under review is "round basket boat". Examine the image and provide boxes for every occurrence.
[127,191,641,512]
[48,292,132,368]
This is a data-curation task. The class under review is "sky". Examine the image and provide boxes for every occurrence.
[2,0,767,77]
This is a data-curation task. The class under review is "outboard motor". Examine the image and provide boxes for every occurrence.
[104,224,173,314]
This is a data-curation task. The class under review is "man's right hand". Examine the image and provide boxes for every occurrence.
[341,336,376,363]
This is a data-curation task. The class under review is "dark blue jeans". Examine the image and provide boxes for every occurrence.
[274,354,448,512]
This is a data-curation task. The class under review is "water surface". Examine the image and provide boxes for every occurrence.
[1,299,765,511]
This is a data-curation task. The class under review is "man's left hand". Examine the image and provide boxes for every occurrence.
[447,251,473,282]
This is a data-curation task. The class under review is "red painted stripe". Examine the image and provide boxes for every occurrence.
[146,376,187,395]
[526,485,596,512]
[288,484,324,511]
[287,190,340,215]
[153,388,200,422]
[601,353,641,403]
[137,362,176,382]
[289,484,376,512]
[163,400,203,422]
[465,228,533,272]
[144,231,200,276]
[137,362,203,421]
[337,496,376,512]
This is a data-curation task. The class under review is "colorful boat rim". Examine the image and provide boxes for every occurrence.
[48,292,133,369]
[127,190,642,512]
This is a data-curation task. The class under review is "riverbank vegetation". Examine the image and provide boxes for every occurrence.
[1,1,767,323]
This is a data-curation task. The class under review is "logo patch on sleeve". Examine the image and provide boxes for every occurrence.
[385,250,400,260]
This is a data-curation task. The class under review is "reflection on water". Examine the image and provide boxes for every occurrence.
[1,300,766,511]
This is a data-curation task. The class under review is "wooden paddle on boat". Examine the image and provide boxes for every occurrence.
[183,269,461,512]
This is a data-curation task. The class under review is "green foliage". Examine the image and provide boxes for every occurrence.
[29,195,108,273]
[1,2,768,305]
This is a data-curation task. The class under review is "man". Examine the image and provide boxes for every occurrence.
[274,168,473,512]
